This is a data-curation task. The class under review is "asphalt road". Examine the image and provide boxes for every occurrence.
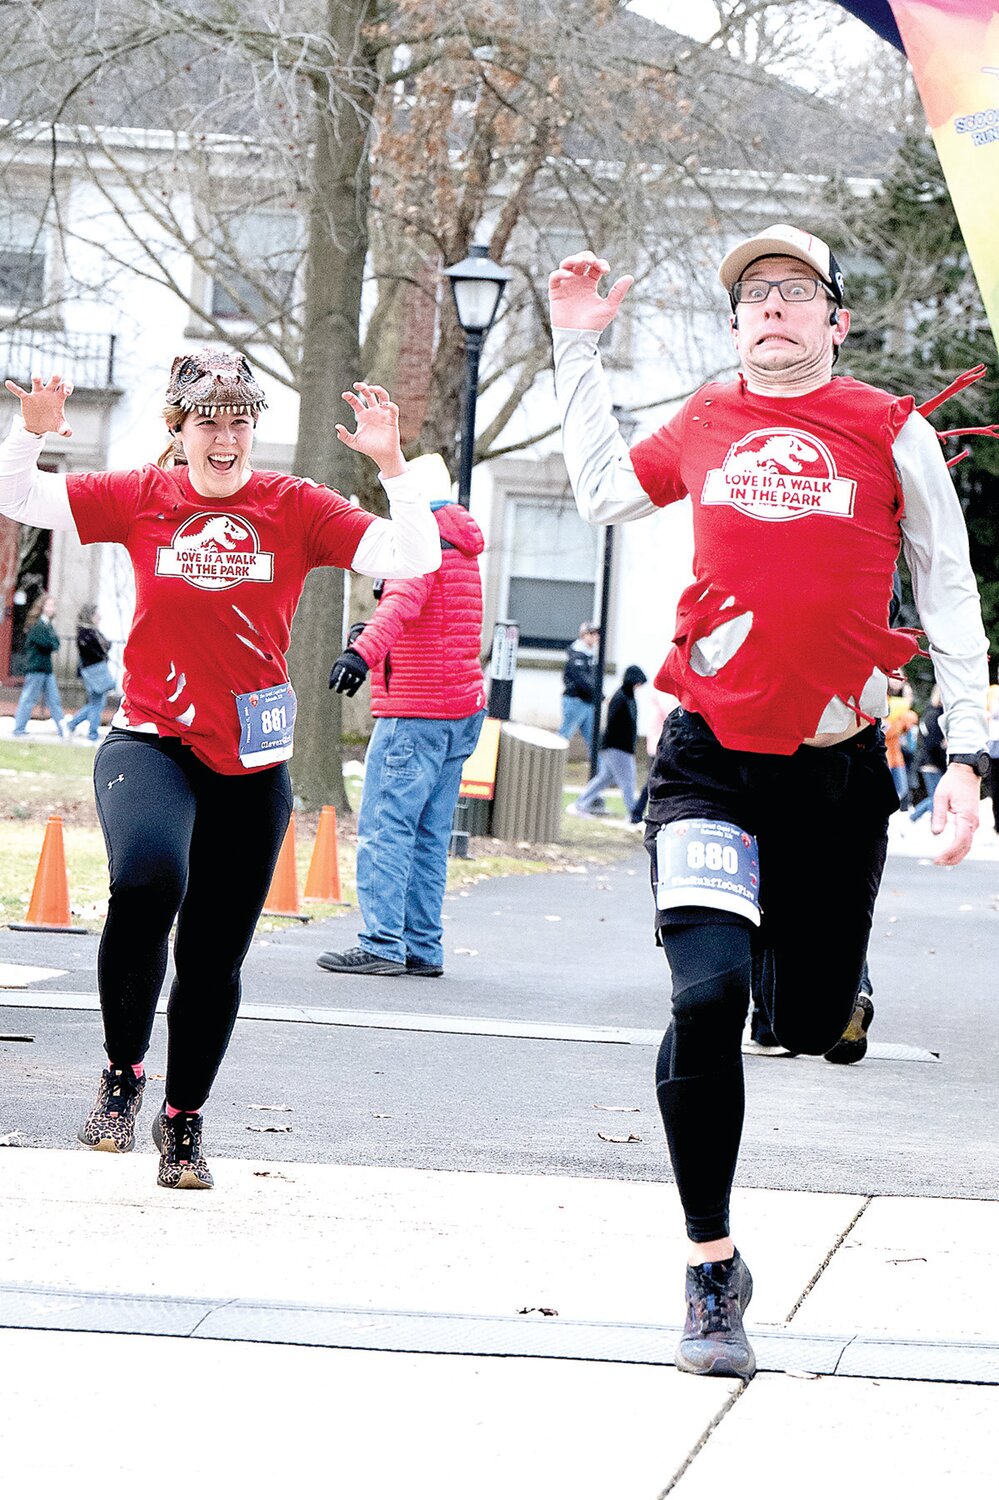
[2,847,997,1198]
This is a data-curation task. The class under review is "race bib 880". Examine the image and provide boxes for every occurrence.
[655,818,761,926]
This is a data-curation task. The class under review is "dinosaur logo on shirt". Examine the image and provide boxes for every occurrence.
[155,512,274,591]
[702,428,856,522]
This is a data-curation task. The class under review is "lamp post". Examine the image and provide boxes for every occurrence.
[444,245,511,508]
[444,245,511,856]
[589,404,638,776]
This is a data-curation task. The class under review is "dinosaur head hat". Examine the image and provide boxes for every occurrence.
[165,347,268,421]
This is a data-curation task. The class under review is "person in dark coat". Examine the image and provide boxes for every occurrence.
[909,686,947,821]
[12,592,65,736]
[569,664,647,817]
[66,603,114,742]
[558,621,600,746]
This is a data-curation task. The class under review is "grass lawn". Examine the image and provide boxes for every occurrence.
[1,742,641,931]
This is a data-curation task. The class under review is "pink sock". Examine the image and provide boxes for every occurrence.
[165,1103,202,1118]
[108,1060,144,1079]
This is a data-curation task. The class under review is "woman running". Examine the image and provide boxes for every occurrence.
[0,349,440,1189]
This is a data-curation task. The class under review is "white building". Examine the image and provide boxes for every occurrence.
[0,128,875,736]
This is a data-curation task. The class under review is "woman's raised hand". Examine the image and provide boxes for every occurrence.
[336,382,405,478]
[548,251,634,332]
[4,373,74,438]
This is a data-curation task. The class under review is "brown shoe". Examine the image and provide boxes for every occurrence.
[152,1105,214,1189]
[77,1067,145,1153]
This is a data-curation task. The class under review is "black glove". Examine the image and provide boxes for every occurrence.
[328,648,369,697]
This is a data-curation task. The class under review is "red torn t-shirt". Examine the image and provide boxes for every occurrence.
[66,464,374,774]
[630,375,918,754]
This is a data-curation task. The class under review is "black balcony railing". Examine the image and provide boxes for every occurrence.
[0,329,117,391]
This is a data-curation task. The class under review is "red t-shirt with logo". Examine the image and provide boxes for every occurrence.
[630,375,917,753]
[66,464,374,774]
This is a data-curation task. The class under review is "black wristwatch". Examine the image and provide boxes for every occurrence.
[947,750,991,777]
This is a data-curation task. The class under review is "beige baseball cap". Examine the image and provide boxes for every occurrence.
[718,224,845,305]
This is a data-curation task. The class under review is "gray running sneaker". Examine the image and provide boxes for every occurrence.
[78,1066,145,1153]
[675,1251,755,1379]
[152,1106,214,1190]
[316,946,405,976]
[405,956,444,977]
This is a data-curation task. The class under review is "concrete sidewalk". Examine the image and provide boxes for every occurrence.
[3,797,997,1494]
[1,1146,996,1497]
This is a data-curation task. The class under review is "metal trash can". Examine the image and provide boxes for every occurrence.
[490,723,568,844]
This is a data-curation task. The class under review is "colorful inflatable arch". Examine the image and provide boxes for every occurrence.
[836,0,999,342]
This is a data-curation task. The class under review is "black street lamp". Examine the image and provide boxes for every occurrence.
[443,246,511,858]
[445,245,511,508]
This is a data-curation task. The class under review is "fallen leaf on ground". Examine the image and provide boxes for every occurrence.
[594,1104,640,1113]
[371,1113,392,1119]
[597,1131,642,1144]
[517,1306,559,1317]
[248,1103,292,1112]
[247,1124,292,1133]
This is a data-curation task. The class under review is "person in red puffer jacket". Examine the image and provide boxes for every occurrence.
[319,456,486,978]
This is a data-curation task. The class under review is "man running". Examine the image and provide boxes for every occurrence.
[549,224,990,1377]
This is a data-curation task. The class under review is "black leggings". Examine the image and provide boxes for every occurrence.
[647,710,896,1243]
[93,731,292,1109]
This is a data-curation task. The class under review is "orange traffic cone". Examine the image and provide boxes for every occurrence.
[304,805,343,903]
[9,815,88,934]
[262,813,310,921]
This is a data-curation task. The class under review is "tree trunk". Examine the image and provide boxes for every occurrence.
[286,0,378,810]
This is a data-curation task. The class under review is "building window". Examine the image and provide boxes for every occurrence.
[505,492,600,649]
[0,203,48,312]
[210,210,300,324]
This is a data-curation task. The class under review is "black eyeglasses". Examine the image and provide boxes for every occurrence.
[732,277,831,306]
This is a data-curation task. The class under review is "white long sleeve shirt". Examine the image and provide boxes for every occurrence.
[553,327,989,753]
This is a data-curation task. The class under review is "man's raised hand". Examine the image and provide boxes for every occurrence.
[4,373,74,438]
[548,252,634,332]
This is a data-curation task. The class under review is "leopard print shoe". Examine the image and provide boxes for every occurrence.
[152,1105,214,1190]
[77,1066,145,1152]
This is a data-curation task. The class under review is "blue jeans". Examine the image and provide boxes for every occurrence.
[910,767,942,821]
[559,695,595,745]
[890,763,909,808]
[13,672,64,734]
[67,689,107,739]
[576,748,638,814]
[356,711,486,967]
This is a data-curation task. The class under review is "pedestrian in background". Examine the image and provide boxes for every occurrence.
[558,621,600,747]
[631,686,676,824]
[12,592,65,736]
[909,686,946,822]
[66,603,114,742]
[986,683,999,836]
[885,684,918,810]
[569,664,647,818]
[319,454,486,979]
